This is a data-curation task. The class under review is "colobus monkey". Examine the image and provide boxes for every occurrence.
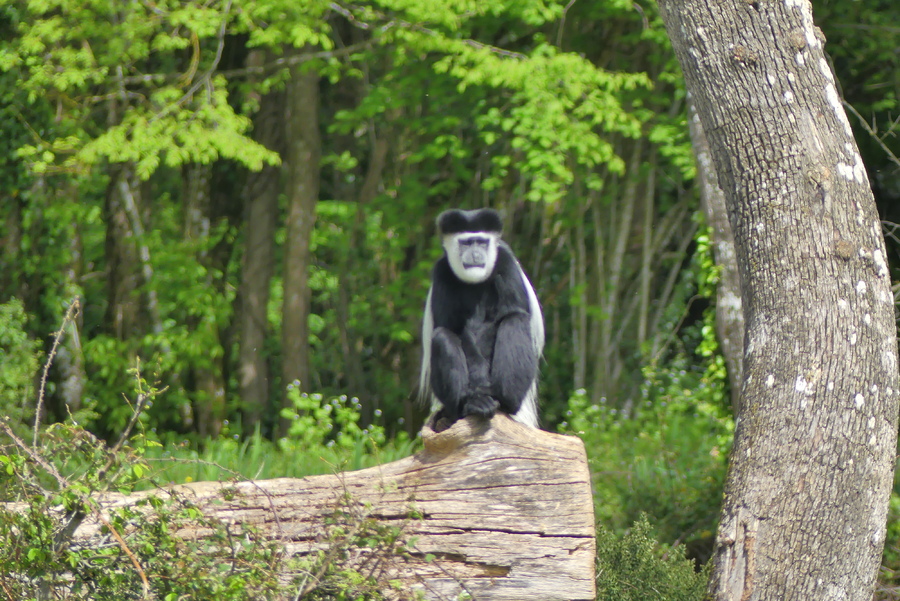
[419,208,544,429]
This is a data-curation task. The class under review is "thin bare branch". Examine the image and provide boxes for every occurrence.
[92,507,151,598]
[1,421,68,491]
[843,99,900,170]
[34,299,81,448]
[150,0,232,122]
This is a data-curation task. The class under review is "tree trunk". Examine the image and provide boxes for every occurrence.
[183,164,227,437]
[592,141,640,404]
[56,182,85,415]
[0,189,24,300]
[687,101,745,415]
[61,416,596,601]
[338,137,389,425]
[238,51,284,432]
[658,1,899,600]
[104,164,142,340]
[280,62,321,437]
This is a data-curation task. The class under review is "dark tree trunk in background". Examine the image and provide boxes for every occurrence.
[659,1,900,599]
[183,164,227,437]
[687,101,745,415]
[56,182,85,416]
[104,164,142,340]
[0,191,24,300]
[238,58,284,432]
[280,61,321,437]
[338,136,388,425]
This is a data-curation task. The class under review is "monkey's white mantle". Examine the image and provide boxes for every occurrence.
[80,415,596,600]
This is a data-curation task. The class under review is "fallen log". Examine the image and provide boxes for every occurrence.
[75,414,596,600]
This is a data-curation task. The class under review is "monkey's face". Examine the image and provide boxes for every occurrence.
[443,232,499,284]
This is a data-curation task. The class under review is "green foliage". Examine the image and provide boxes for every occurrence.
[294,491,424,600]
[278,389,417,470]
[596,516,707,601]
[0,428,285,599]
[0,299,42,436]
[275,388,416,472]
[563,220,733,553]
[141,390,418,486]
[432,40,649,201]
[0,0,281,177]
[0,361,419,599]
[563,385,729,551]
[0,353,274,599]
[0,492,284,600]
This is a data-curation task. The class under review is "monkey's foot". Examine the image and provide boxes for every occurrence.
[462,394,500,420]
[431,415,456,433]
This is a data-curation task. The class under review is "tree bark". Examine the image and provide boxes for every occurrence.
[103,164,142,340]
[0,188,24,299]
[688,101,745,415]
[238,74,284,431]
[57,192,85,416]
[658,1,899,600]
[280,61,321,437]
[59,416,596,600]
[592,141,640,404]
[183,164,227,437]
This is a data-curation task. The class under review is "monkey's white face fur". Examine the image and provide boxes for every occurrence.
[443,232,500,284]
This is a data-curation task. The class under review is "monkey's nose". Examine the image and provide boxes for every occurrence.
[463,248,486,267]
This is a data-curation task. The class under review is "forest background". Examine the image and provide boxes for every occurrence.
[0,0,899,594]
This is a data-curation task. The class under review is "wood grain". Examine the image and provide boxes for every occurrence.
[74,415,596,600]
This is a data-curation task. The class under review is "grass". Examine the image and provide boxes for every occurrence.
[137,428,420,488]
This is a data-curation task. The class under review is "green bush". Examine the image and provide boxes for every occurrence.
[0,299,42,436]
[563,225,733,559]
[596,516,707,601]
[0,380,422,599]
[0,491,284,600]
[563,384,729,556]
[142,389,419,486]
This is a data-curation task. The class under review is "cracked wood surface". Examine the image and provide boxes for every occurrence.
[75,415,596,600]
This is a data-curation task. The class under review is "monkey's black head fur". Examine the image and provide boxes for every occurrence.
[437,209,503,236]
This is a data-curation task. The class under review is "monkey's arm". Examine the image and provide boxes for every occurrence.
[489,312,539,415]
[433,318,501,421]
[429,327,469,422]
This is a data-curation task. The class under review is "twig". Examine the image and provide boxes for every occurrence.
[150,0,232,123]
[34,300,81,448]
[883,220,900,246]
[556,0,578,48]
[96,389,149,484]
[217,41,373,79]
[0,577,17,601]
[115,41,373,88]
[0,421,68,491]
[92,508,151,598]
[843,99,900,171]
[331,1,528,59]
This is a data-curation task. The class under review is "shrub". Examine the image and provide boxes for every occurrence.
[0,299,42,437]
[596,515,707,601]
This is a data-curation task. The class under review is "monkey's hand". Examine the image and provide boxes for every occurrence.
[461,394,500,420]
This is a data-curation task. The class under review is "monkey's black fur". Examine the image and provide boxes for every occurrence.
[437,208,503,236]
[421,209,542,428]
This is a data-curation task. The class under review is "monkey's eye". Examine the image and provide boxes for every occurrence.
[460,237,489,247]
